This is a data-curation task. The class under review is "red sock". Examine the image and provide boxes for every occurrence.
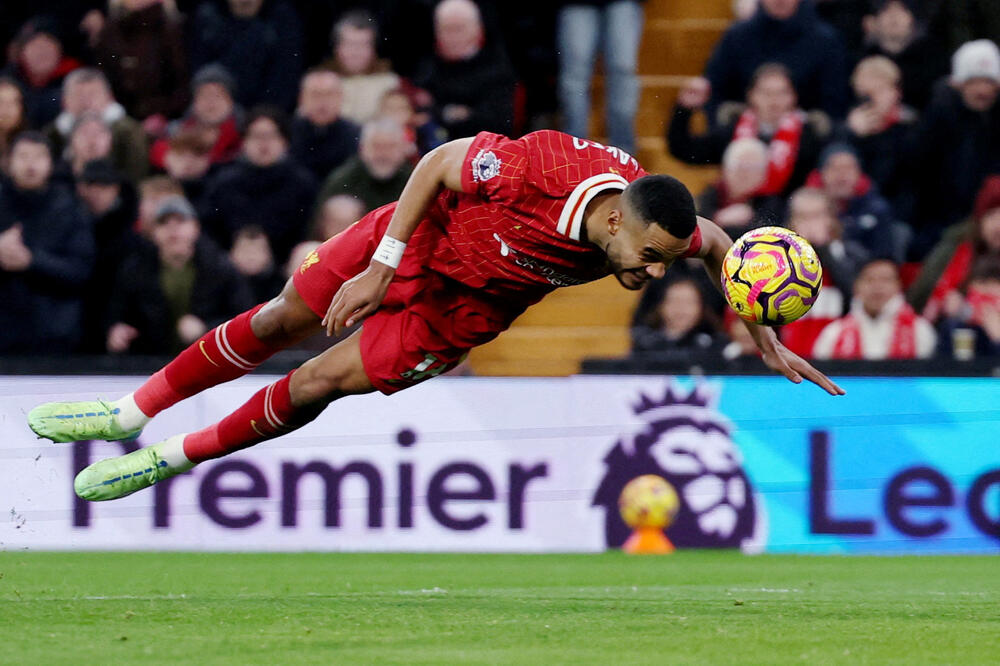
[133,304,278,417]
[181,371,323,463]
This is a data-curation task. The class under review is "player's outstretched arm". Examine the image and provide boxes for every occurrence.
[324,138,474,336]
[693,217,846,396]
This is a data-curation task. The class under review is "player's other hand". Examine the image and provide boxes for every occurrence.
[761,339,846,396]
[324,261,395,336]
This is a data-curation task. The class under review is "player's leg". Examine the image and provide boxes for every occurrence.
[27,279,322,443]
[74,330,375,501]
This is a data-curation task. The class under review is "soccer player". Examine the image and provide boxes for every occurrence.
[29,131,844,501]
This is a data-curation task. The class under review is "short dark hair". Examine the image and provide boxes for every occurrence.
[8,130,52,156]
[245,106,291,142]
[622,174,697,238]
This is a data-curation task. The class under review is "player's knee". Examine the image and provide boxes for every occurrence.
[251,281,319,346]
[291,353,372,405]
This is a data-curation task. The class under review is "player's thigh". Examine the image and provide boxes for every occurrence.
[250,278,324,346]
[289,329,375,405]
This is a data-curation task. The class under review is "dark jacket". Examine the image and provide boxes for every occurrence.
[188,0,304,110]
[905,82,1000,258]
[79,185,140,353]
[839,187,900,262]
[668,104,830,196]
[108,237,254,355]
[704,3,849,121]
[836,106,917,212]
[0,180,94,353]
[413,41,516,138]
[202,157,317,263]
[857,34,949,111]
[289,116,360,182]
[317,155,412,215]
[94,4,190,119]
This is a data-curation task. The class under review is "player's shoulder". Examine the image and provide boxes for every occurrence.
[516,130,647,187]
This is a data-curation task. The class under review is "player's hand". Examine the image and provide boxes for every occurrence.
[323,261,395,336]
[760,338,845,396]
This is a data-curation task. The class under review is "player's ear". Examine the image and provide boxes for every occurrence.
[607,208,623,236]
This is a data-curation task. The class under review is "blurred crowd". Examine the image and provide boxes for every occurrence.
[0,0,996,363]
[638,0,1000,362]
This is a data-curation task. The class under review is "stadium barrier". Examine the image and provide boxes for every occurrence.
[2,374,997,554]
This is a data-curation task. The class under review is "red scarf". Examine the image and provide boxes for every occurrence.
[732,110,804,195]
[831,302,919,359]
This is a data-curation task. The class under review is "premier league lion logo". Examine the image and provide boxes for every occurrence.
[592,383,765,551]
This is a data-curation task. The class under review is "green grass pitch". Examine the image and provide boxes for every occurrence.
[1,551,997,664]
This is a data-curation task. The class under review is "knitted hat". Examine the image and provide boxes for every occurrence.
[951,40,1000,85]
[191,64,237,97]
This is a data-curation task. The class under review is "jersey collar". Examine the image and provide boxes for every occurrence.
[556,173,630,241]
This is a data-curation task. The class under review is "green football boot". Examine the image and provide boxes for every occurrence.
[74,441,193,501]
[27,400,143,443]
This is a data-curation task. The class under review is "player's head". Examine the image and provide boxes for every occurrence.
[608,175,697,290]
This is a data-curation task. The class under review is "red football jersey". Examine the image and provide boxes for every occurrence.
[407,130,648,306]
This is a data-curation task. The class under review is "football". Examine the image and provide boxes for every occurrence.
[618,474,680,529]
[721,226,823,326]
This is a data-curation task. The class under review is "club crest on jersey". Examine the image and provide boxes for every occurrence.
[472,149,501,182]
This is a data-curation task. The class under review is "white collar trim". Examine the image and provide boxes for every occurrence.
[557,173,630,241]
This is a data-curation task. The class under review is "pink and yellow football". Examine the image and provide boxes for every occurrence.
[721,226,823,326]
[618,475,680,529]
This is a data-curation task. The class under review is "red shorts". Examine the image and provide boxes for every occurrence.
[293,204,523,394]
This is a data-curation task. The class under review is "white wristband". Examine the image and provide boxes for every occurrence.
[372,234,406,269]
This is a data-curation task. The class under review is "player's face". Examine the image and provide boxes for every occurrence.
[607,213,691,291]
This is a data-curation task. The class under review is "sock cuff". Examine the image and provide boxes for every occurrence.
[133,369,185,417]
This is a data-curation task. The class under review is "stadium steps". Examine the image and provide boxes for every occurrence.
[467,0,730,377]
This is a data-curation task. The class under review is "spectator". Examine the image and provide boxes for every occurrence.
[557,0,644,153]
[377,88,446,158]
[0,132,94,353]
[323,11,401,126]
[703,0,849,122]
[75,159,139,352]
[809,143,903,261]
[696,137,784,240]
[631,278,721,354]
[906,39,1000,259]
[107,195,253,354]
[813,258,936,359]
[316,117,413,214]
[839,55,917,209]
[412,0,516,139]
[57,113,113,184]
[94,0,190,122]
[0,77,28,158]
[780,187,870,356]
[3,17,82,127]
[136,174,184,234]
[150,65,243,170]
[48,68,148,184]
[721,309,760,360]
[162,129,214,209]
[670,63,831,197]
[285,239,322,279]
[228,225,285,304]
[911,175,1000,320]
[290,70,360,182]
[188,0,304,110]
[202,106,317,263]
[936,255,1000,358]
[313,194,364,241]
[858,0,948,110]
